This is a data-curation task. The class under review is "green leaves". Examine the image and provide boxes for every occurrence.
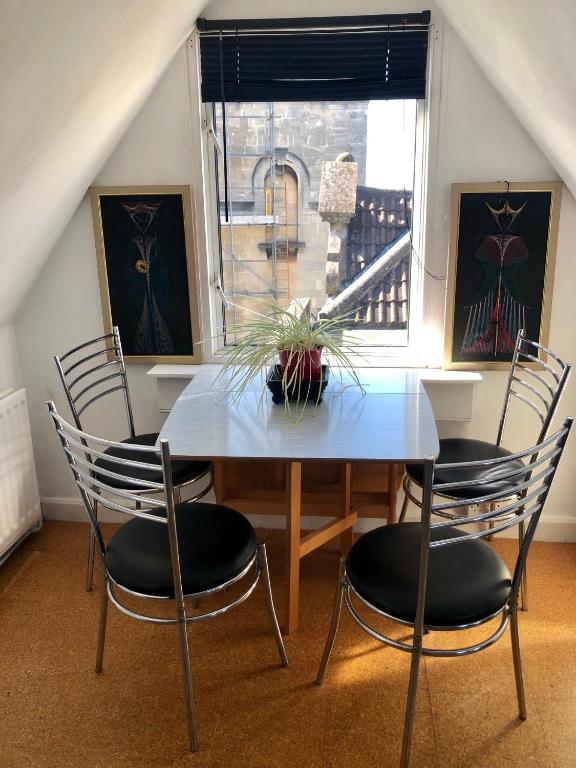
[215,299,364,421]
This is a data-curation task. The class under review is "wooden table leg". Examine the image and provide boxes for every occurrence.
[340,463,354,555]
[285,461,302,634]
[388,464,400,524]
[213,460,225,504]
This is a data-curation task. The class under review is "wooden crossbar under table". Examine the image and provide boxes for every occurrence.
[212,459,402,633]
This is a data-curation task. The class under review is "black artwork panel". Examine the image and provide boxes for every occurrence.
[99,194,193,357]
[452,191,552,364]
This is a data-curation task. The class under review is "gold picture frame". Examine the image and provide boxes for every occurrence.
[444,181,562,370]
[90,185,202,364]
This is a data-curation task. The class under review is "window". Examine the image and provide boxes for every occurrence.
[212,98,419,348]
[196,13,431,355]
[263,164,299,256]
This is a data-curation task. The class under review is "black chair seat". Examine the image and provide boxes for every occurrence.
[94,433,210,490]
[347,523,511,627]
[105,502,258,597]
[406,438,526,499]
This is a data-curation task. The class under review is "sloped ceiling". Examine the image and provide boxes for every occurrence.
[436,0,576,199]
[1,0,575,330]
[0,0,205,327]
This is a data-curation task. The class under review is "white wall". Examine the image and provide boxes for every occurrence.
[0,0,204,327]
[436,0,576,200]
[0,324,21,392]
[13,2,576,537]
[429,29,576,539]
[14,47,195,510]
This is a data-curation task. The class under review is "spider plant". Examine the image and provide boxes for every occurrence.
[215,300,365,419]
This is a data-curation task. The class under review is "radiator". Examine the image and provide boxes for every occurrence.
[0,388,42,563]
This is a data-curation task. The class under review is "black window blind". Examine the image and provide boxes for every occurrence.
[198,12,431,103]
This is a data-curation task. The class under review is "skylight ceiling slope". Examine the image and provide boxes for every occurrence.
[436,0,576,199]
[0,0,205,327]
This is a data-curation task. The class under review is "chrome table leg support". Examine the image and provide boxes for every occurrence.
[95,572,109,673]
[258,543,289,667]
[400,636,423,768]
[398,478,411,524]
[176,608,199,752]
[519,520,528,611]
[86,500,98,592]
[510,607,527,720]
[316,557,346,685]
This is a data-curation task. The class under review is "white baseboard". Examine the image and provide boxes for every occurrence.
[41,496,576,542]
[40,496,387,532]
[42,497,127,523]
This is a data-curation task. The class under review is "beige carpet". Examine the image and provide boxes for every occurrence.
[0,521,575,768]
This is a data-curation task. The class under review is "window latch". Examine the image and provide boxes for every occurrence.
[203,120,223,156]
[213,276,229,308]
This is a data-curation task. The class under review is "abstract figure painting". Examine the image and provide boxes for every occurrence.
[445,182,562,369]
[91,186,201,362]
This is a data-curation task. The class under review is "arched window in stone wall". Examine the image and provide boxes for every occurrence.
[252,151,311,214]
[261,164,303,259]
[264,165,298,244]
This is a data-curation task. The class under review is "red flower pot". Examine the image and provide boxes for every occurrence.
[279,347,323,381]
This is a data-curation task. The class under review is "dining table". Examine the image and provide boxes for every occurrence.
[159,365,439,633]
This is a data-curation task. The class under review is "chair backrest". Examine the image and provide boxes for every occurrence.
[417,418,572,627]
[496,329,571,446]
[54,327,136,438]
[46,402,182,585]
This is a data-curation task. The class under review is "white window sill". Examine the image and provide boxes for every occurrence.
[416,370,481,421]
[147,364,482,421]
[146,364,199,379]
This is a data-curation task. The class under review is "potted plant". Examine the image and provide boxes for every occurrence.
[216,300,363,418]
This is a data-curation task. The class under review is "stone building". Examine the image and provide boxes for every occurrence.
[216,100,411,331]
[319,183,412,329]
[217,101,368,324]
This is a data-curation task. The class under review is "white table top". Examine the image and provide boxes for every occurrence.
[159,368,439,463]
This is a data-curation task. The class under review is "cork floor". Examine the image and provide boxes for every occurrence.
[0,521,575,768]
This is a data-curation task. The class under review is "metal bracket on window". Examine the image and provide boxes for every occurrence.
[213,275,230,308]
[203,118,224,156]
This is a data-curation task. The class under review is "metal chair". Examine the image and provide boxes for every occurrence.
[46,401,288,752]
[54,327,213,591]
[399,329,571,609]
[316,418,572,768]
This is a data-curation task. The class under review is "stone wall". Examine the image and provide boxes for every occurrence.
[215,101,369,318]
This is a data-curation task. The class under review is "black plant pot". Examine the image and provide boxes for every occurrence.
[266,365,330,405]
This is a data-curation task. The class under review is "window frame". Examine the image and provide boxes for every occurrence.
[187,20,446,367]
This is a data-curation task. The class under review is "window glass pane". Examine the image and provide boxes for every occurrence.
[214,100,417,346]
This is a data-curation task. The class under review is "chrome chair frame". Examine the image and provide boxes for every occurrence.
[317,419,572,768]
[54,328,213,591]
[47,402,288,752]
[399,329,571,609]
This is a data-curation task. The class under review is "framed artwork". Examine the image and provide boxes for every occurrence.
[90,185,201,363]
[444,181,562,370]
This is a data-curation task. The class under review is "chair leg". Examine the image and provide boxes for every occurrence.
[398,479,411,523]
[510,606,527,720]
[95,571,109,673]
[400,636,424,768]
[86,501,98,592]
[258,543,289,667]
[176,607,199,752]
[519,521,528,611]
[316,558,346,685]
[486,503,495,541]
